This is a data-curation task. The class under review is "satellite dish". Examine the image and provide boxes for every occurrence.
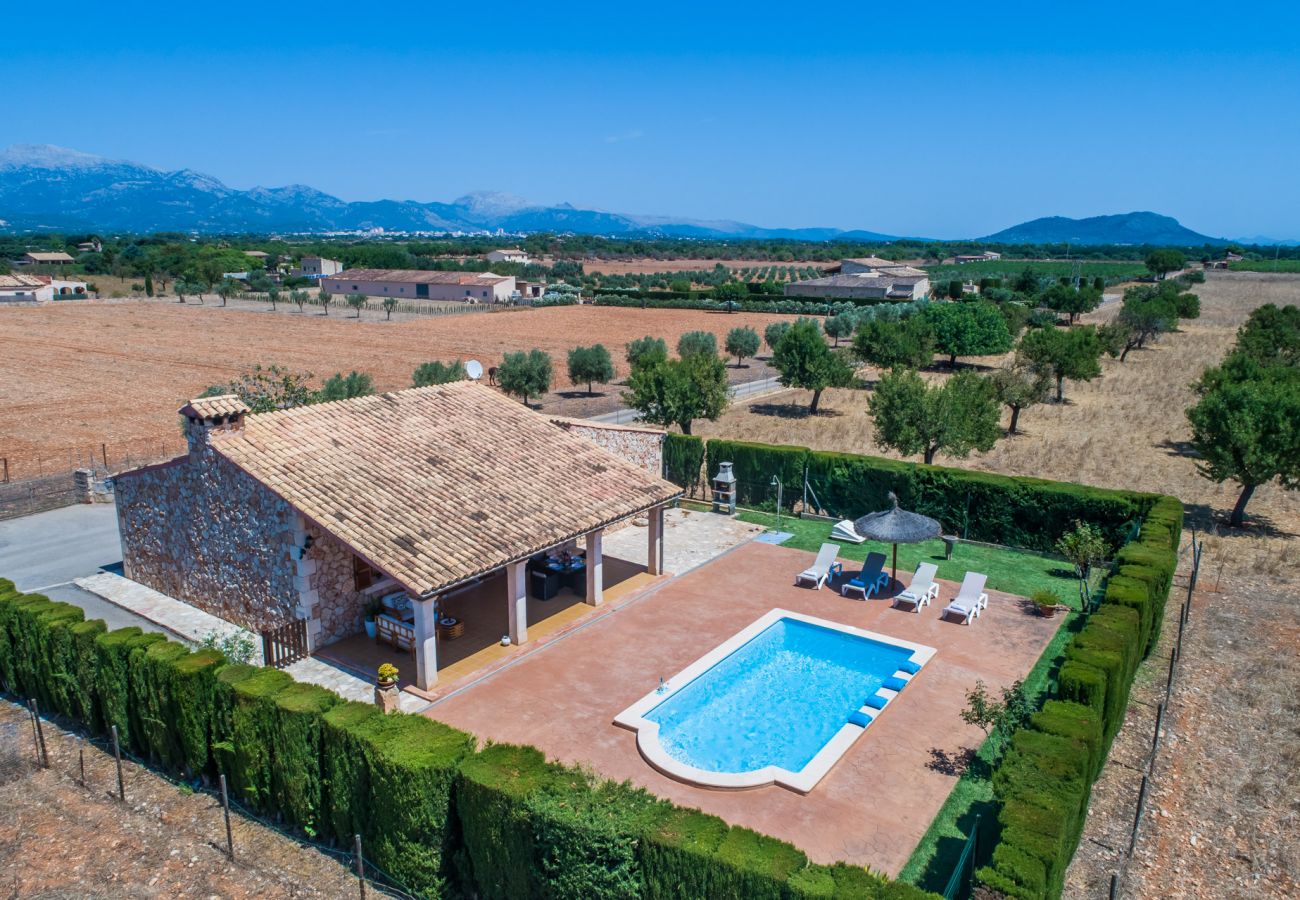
[465,360,484,381]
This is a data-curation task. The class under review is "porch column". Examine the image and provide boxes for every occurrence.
[647,504,665,576]
[586,529,604,606]
[411,596,439,690]
[507,560,528,645]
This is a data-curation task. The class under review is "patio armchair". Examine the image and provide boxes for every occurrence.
[841,552,889,599]
[941,572,989,625]
[795,543,844,590]
[892,563,940,613]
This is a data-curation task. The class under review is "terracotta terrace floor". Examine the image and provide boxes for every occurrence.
[424,540,1062,876]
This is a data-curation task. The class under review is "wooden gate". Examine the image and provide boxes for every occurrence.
[261,618,309,668]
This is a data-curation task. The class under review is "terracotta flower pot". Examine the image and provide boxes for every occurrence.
[1037,604,1057,618]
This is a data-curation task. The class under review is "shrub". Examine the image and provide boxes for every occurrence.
[133,639,190,765]
[220,666,293,809]
[663,432,705,493]
[167,648,227,777]
[456,743,554,900]
[95,627,165,750]
[268,682,339,832]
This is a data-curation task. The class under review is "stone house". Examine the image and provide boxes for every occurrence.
[113,383,680,688]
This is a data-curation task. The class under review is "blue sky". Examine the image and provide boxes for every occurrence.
[3,1,1298,238]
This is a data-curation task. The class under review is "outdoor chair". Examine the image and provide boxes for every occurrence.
[941,572,989,625]
[841,551,889,599]
[795,543,844,590]
[892,562,940,612]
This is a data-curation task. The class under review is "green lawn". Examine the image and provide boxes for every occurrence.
[735,510,1079,606]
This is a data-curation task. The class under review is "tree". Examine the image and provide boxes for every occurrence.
[713,281,748,310]
[412,360,466,387]
[771,318,854,414]
[174,280,192,303]
[346,293,367,318]
[291,290,309,313]
[317,288,332,315]
[677,331,718,359]
[869,369,1001,464]
[623,352,728,435]
[921,302,1013,367]
[989,362,1051,435]
[724,326,760,366]
[1040,283,1102,325]
[823,311,856,347]
[497,349,553,405]
[216,278,240,307]
[223,364,315,413]
[626,336,668,372]
[961,679,1032,743]
[1056,519,1110,585]
[1017,325,1103,403]
[1144,249,1186,280]
[567,344,615,394]
[764,321,791,354]
[317,371,375,402]
[1187,358,1300,527]
[1105,287,1177,361]
[1092,276,1106,292]
[668,277,692,294]
[144,272,154,297]
[1234,303,1300,369]
[382,296,398,320]
[1013,267,1040,294]
[851,317,935,371]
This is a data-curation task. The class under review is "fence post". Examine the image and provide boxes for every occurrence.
[354,834,367,899]
[111,725,125,801]
[1109,871,1121,899]
[28,699,48,768]
[220,773,234,859]
[1149,702,1165,775]
[1128,774,1149,856]
[79,746,86,787]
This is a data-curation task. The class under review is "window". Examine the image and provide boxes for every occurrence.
[353,556,381,592]
[351,285,358,291]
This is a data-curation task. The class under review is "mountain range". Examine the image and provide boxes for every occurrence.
[0,144,1246,246]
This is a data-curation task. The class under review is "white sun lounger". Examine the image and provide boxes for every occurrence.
[892,563,940,612]
[795,543,843,590]
[941,572,989,624]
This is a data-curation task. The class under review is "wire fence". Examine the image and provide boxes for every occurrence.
[1107,531,1202,899]
[4,693,423,899]
[1,437,185,483]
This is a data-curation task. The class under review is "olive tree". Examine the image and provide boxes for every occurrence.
[868,369,1001,465]
[724,326,760,366]
[497,349,553,405]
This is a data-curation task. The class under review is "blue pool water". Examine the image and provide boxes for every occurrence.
[645,618,915,774]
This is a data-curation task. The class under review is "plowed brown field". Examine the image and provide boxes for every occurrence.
[0,300,793,476]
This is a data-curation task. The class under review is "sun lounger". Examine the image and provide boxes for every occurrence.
[795,543,843,590]
[841,551,889,599]
[941,572,989,624]
[830,519,865,544]
[892,563,940,612]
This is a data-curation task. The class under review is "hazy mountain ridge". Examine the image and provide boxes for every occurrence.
[0,144,1252,245]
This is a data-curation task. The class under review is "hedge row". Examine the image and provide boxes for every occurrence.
[668,438,1156,552]
[592,292,924,317]
[975,495,1181,898]
[0,579,933,899]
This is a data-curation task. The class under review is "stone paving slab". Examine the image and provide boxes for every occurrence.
[602,506,764,574]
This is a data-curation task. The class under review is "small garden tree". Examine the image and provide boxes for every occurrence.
[961,679,1033,746]
[724,326,760,366]
[988,362,1051,435]
[626,335,668,372]
[290,290,309,313]
[1016,325,1103,403]
[216,278,240,307]
[1056,519,1110,606]
[1040,283,1102,325]
[567,344,615,394]
[382,296,398,320]
[868,369,1001,464]
[412,360,466,387]
[771,318,854,414]
[677,330,718,359]
[921,302,1012,367]
[221,364,315,412]
[764,322,791,355]
[497,349,553,405]
[317,371,375,403]
[823,311,856,347]
[713,281,748,311]
[346,293,367,318]
[317,288,332,315]
[1144,248,1186,280]
[623,353,728,435]
[1232,303,1300,369]
[851,317,935,372]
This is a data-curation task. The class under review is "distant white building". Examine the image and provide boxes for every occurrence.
[954,251,1001,263]
[292,256,344,279]
[485,248,531,265]
[20,251,75,267]
[0,273,87,302]
[322,268,517,303]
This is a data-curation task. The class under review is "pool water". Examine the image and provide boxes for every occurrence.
[644,617,914,774]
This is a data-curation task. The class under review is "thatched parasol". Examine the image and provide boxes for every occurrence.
[853,492,942,586]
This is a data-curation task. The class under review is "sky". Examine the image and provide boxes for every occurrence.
[3,1,1299,239]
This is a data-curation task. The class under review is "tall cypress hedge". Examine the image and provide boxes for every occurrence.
[662,432,706,495]
[268,682,339,833]
[704,438,810,511]
[167,647,227,778]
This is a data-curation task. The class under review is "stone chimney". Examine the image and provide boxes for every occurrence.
[178,395,250,460]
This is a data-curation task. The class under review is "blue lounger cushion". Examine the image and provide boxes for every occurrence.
[900,659,921,675]
[883,676,908,692]
[864,694,888,710]
[848,711,872,727]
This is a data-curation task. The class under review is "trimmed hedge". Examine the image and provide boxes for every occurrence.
[704,438,811,512]
[663,432,705,495]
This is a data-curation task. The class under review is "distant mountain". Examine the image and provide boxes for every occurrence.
[0,144,900,240]
[980,212,1225,246]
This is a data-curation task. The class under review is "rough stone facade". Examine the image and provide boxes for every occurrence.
[115,415,370,647]
[551,419,665,477]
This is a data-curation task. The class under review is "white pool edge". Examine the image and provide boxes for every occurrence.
[613,608,936,793]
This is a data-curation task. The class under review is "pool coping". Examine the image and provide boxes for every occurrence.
[612,607,937,794]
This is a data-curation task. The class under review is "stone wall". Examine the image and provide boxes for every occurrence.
[300,520,369,646]
[552,419,665,477]
[115,451,299,634]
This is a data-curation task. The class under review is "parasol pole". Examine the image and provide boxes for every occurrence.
[891,543,898,589]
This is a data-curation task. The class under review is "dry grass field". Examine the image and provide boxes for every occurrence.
[0,301,794,477]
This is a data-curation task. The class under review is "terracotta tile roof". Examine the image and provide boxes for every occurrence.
[549,416,666,435]
[0,273,46,288]
[180,395,251,419]
[212,383,682,597]
[328,268,510,286]
[24,251,75,262]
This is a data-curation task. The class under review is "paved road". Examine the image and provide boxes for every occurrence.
[0,502,162,632]
[588,374,784,426]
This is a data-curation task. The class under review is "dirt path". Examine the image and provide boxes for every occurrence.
[0,699,379,899]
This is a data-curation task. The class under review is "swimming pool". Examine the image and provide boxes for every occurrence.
[614,609,935,792]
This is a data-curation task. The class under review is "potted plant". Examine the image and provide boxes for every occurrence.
[1032,590,1061,618]
[377,663,399,688]
[364,597,383,639]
